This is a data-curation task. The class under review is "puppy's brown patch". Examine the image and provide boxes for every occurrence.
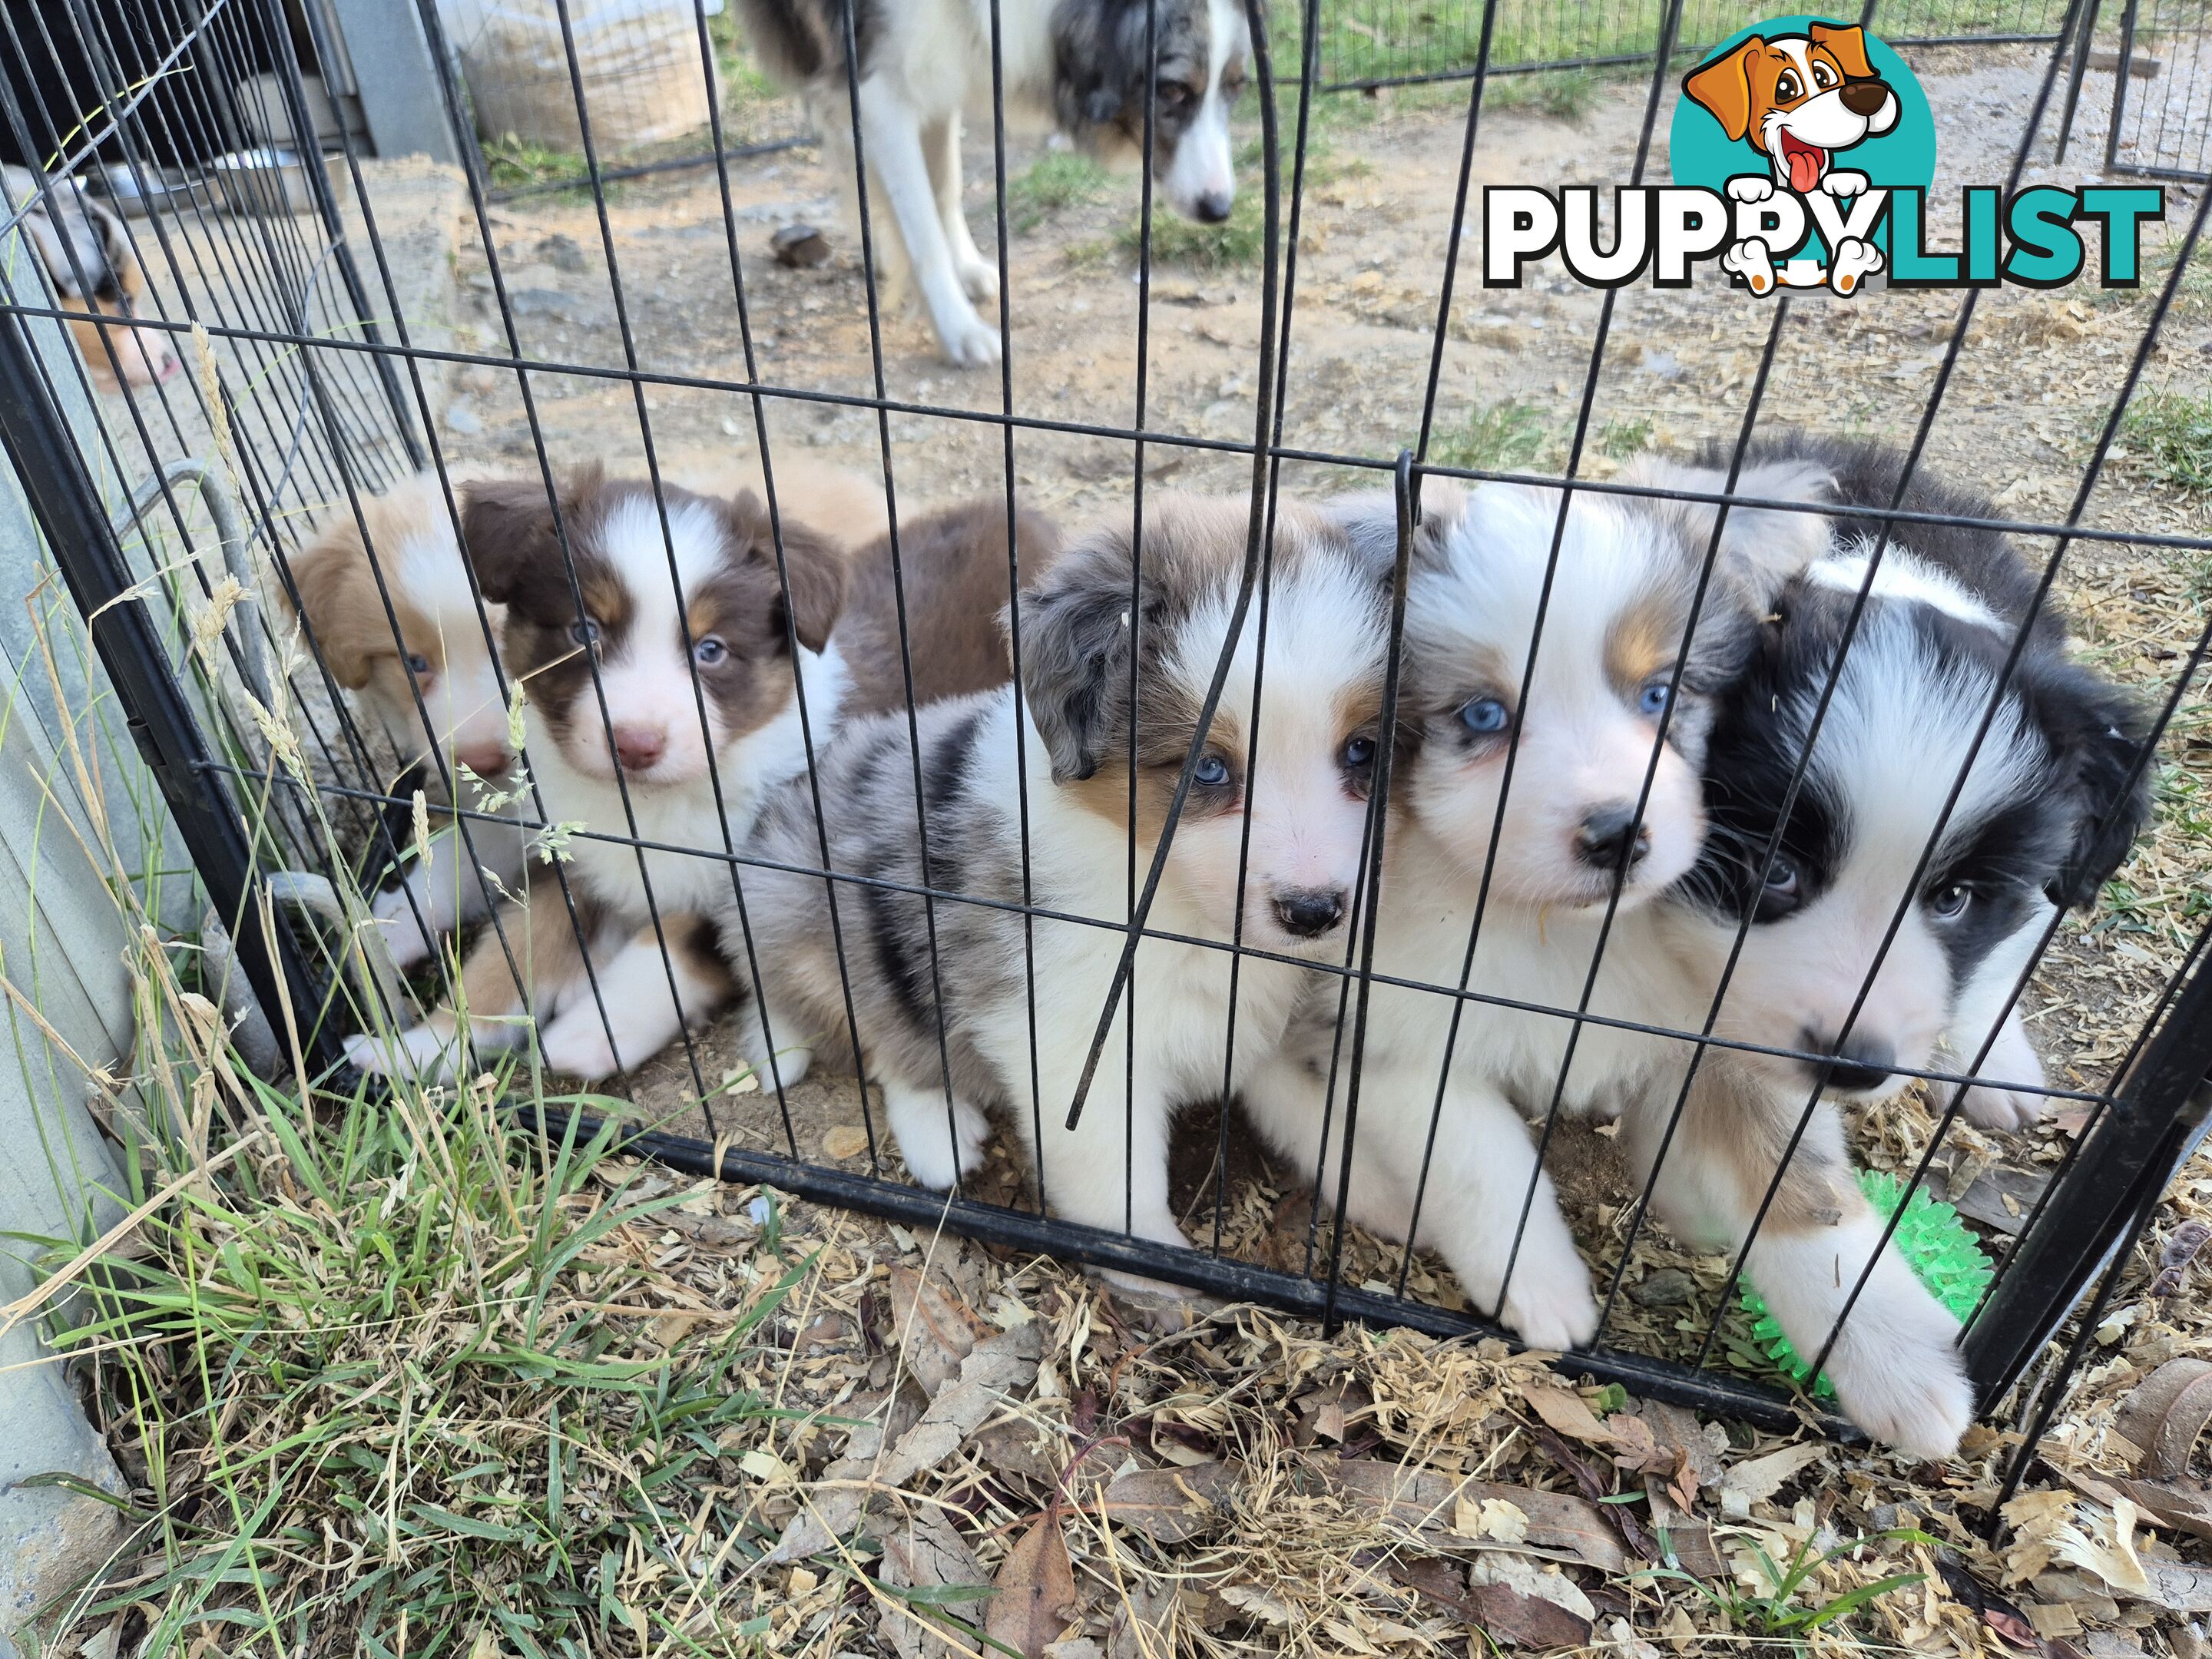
[290,476,465,691]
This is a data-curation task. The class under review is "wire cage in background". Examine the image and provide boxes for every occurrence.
[1311,0,2075,91]
[435,0,806,200]
[2,0,2210,1517]
[2099,0,2212,178]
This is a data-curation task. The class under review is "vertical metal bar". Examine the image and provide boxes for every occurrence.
[2105,0,2143,170]
[0,313,333,1071]
[1965,926,2212,1402]
[2055,0,2106,165]
[1319,452,1416,1332]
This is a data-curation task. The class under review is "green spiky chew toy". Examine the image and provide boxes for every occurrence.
[1740,1169,1993,1401]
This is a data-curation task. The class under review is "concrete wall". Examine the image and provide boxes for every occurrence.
[0,251,151,1644]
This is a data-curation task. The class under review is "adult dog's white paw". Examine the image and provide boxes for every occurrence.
[1825,169,1870,197]
[935,309,1004,369]
[957,256,1001,305]
[1727,174,1777,203]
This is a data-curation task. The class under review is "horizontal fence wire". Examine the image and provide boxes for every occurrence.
[2,0,2210,1466]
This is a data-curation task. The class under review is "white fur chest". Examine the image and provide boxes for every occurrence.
[1359,826,1699,1116]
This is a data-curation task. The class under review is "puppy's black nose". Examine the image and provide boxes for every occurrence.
[1193,190,1233,224]
[1273,886,1346,937]
[1840,78,1890,116]
[1804,1028,1896,1094]
[1575,805,1651,873]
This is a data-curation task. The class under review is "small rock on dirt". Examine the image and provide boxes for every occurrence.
[773,224,831,268]
[1630,1267,1694,1306]
[537,232,588,273]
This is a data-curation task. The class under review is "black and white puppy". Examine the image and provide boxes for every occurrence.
[1661,435,2153,1131]
[738,0,1248,366]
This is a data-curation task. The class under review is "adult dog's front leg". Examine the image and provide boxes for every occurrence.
[856,79,1000,366]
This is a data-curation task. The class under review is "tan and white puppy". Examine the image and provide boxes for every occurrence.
[298,459,889,972]
[341,471,1056,1084]
[1241,465,1831,1350]
[2,164,177,389]
[727,496,1394,1248]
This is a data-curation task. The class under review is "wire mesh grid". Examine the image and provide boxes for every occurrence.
[2,0,2210,1478]
[2104,0,2212,177]
[1311,0,2076,91]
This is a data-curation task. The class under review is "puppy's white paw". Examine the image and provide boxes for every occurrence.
[892,1094,992,1190]
[1498,1251,1601,1353]
[1824,170,1870,197]
[1727,174,1776,203]
[538,1008,624,1080]
[1830,1330,1975,1461]
[746,1045,814,1090]
[370,886,439,971]
[344,1024,458,1084]
[1951,1080,2048,1131]
[935,309,1004,369]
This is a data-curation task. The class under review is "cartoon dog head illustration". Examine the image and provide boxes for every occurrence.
[1684,23,1899,194]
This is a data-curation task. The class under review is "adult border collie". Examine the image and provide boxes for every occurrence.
[737,0,1249,366]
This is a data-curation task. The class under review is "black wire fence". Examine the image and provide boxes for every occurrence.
[1312,0,2074,89]
[2101,0,2212,177]
[2,0,2210,1505]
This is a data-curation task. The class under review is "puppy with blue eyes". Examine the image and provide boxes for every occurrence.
[726,495,1397,1250]
[1240,464,1833,1349]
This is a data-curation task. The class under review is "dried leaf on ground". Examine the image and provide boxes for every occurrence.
[1717,1439,1827,1513]
[1323,1458,1631,1572]
[890,1263,994,1396]
[879,1508,992,1659]
[988,1515,1078,1659]
[1101,1460,1237,1544]
[1104,1572,1177,1659]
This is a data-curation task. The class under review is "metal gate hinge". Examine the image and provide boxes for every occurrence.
[124,714,187,809]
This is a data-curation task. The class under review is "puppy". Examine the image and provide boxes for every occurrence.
[1240,465,1831,1349]
[727,495,1394,1249]
[2,164,177,389]
[737,0,1248,366]
[1661,435,2154,1131]
[300,460,892,973]
[1683,23,1899,198]
[343,474,1056,1083]
[287,470,528,971]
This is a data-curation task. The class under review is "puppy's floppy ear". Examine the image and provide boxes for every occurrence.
[1326,482,1468,590]
[1684,38,1763,143]
[1620,452,1836,610]
[2035,665,2155,909]
[286,516,382,689]
[749,493,851,655]
[1015,522,1141,783]
[1808,22,1876,79]
[461,471,588,604]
